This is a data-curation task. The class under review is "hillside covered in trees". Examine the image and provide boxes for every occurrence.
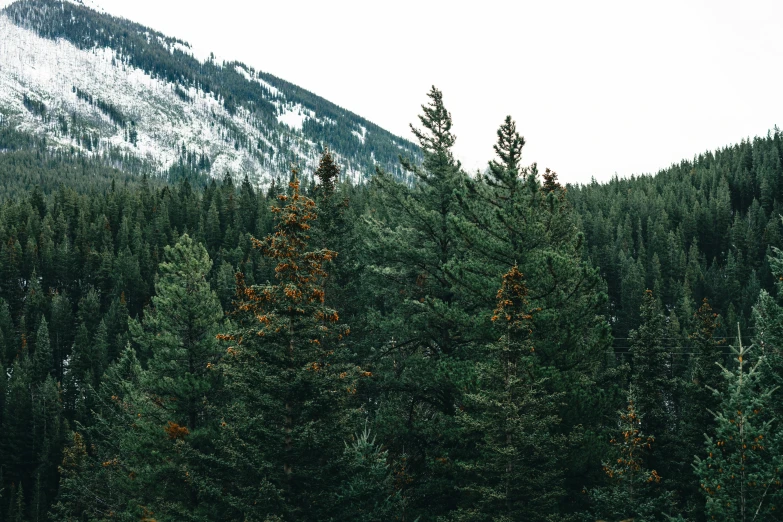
[0,0,420,185]
[1,87,783,522]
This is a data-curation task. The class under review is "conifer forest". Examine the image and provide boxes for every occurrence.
[2,82,783,522]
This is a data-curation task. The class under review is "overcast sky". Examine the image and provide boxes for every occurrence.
[3,0,783,184]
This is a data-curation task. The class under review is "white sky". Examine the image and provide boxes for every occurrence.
[3,0,783,184]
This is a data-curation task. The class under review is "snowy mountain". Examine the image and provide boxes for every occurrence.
[0,0,419,186]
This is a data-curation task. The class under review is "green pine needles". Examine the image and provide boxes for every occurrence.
[694,326,783,522]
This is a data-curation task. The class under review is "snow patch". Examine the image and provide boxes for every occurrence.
[352,124,367,144]
[276,103,309,131]
[235,65,282,99]
[257,77,281,98]
[234,64,253,82]
[170,41,192,56]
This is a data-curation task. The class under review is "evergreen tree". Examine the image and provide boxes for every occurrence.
[0,297,13,363]
[311,148,360,328]
[52,432,88,521]
[337,424,404,522]
[454,115,611,511]
[7,484,24,522]
[23,271,47,338]
[64,321,108,419]
[312,149,346,258]
[315,146,339,199]
[367,85,469,354]
[215,259,237,312]
[31,375,64,519]
[32,318,53,383]
[103,294,129,362]
[203,175,357,520]
[693,328,783,522]
[130,233,223,431]
[752,243,783,419]
[205,200,222,254]
[53,347,162,521]
[590,390,670,522]
[629,290,672,476]
[1,351,35,508]
[363,86,473,518]
[691,298,727,393]
[451,266,565,522]
[49,292,74,382]
[677,298,726,519]
[76,288,101,335]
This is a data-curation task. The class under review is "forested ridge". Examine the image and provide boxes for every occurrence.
[570,133,783,338]
[0,87,783,521]
[0,0,420,182]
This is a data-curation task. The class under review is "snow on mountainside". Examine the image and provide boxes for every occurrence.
[0,0,418,186]
[0,14,258,178]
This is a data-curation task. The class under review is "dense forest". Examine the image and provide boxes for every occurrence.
[1,86,783,521]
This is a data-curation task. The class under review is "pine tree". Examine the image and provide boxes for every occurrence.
[455,116,607,368]
[0,237,24,317]
[1,350,35,506]
[752,243,783,419]
[215,259,237,311]
[31,375,64,519]
[76,288,101,335]
[205,199,222,254]
[677,298,726,519]
[315,146,339,199]
[693,327,783,521]
[23,271,47,338]
[238,174,258,234]
[51,432,88,521]
[590,390,671,522]
[103,294,129,362]
[49,292,74,382]
[64,321,107,419]
[130,233,223,432]
[7,484,24,522]
[32,318,53,383]
[53,347,162,521]
[453,115,610,512]
[53,349,144,521]
[367,85,469,354]
[451,266,565,522]
[629,290,672,475]
[337,424,404,522]
[0,297,13,363]
[312,148,346,249]
[691,298,726,393]
[363,87,473,518]
[204,175,357,520]
[541,168,563,194]
[311,147,360,327]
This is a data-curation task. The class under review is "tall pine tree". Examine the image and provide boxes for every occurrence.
[693,328,783,522]
[451,266,566,522]
[130,233,224,432]
[363,87,474,518]
[202,175,358,521]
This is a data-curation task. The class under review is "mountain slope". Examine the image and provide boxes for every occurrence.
[0,0,419,185]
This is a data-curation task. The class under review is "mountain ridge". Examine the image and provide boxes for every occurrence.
[0,0,420,186]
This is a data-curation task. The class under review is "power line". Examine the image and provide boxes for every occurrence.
[608,352,741,355]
